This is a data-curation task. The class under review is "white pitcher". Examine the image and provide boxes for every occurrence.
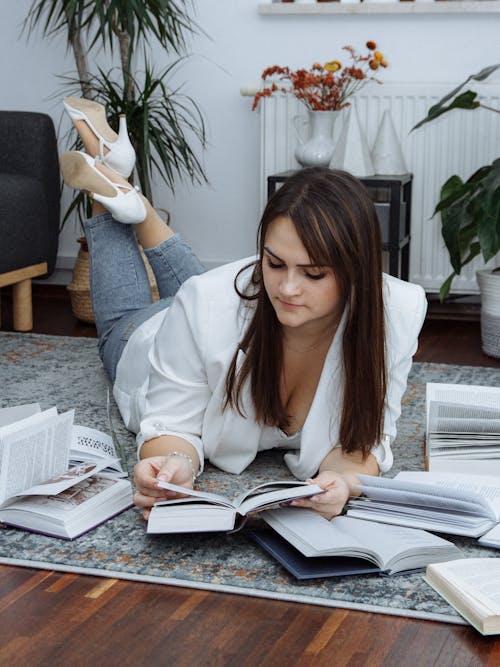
[293,109,339,168]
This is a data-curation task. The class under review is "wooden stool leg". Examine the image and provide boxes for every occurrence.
[12,278,33,332]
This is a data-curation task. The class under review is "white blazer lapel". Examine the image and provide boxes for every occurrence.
[205,349,261,474]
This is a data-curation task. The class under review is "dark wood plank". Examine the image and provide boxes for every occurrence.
[1,286,500,665]
[415,319,500,368]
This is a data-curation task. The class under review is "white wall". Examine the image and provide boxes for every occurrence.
[1,0,498,280]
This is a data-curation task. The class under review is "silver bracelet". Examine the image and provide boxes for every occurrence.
[164,451,199,484]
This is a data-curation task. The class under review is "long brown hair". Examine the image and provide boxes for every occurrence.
[225,167,386,458]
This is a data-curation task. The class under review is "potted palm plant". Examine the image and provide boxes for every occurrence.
[24,0,207,321]
[414,64,500,358]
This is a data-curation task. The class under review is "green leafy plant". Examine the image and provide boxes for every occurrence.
[23,0,207,227]
[413,64,500,301]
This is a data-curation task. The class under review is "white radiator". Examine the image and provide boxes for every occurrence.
[259,83,500,293]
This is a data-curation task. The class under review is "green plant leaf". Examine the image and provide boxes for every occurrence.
[438,242,482,301]
[477,163,500,262]
[413,91,480,130]
[434,160,500,278]
[412,63,500,130]
[24,0,203,56]
[441,199,472,274]
[433,175,467,215]
[439,272,457,302]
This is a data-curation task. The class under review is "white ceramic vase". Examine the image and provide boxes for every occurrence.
[476,269,500,359]
[293,110,339,168]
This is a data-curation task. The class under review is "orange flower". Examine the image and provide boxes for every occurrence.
[374,51,384,62]
[369,59,380,70]
[366,41,377,50]
[324,60,342,73]
[380,59,388,68]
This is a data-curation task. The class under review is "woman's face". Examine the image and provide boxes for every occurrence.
[262,216,343,334]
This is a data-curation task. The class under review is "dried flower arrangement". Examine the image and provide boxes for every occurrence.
[252,41,388,112]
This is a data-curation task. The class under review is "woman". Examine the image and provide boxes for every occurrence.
[60,99,427,521]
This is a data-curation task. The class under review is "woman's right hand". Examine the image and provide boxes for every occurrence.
[133,454,195,520]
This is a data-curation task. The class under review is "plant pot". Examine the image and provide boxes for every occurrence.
[476,269,500,359]
[67,237,159,324]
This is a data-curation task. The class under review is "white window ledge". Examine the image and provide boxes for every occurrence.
[258,1,500,15]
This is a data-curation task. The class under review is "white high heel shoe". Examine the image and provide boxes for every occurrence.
[63,98,136,178]
[60,151,147,224]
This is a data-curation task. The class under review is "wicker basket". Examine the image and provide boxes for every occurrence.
[477,269,500,359]
[67,238,159,324]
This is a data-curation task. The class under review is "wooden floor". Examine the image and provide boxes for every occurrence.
[1,285,500,667]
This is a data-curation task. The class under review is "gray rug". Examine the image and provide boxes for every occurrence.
[1,332,500,625]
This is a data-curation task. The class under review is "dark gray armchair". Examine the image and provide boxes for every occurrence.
[0,111,60,330]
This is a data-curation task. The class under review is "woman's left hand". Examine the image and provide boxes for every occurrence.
[290,470,351,520]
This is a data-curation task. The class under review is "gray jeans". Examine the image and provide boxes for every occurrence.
[83,213,204,383]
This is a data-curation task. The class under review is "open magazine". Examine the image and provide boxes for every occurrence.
[426,383,500,475]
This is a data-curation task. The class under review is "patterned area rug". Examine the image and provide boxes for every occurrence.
[1,332,500,624]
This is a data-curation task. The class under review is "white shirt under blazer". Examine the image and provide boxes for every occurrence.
[113,257,427,479]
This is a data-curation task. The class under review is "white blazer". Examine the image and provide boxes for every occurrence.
[113,257,427,479]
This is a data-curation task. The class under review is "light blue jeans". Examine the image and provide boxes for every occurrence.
[83,213,204,383]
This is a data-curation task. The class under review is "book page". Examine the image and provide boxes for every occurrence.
[429,559,500,614]
[478,523,500,547]
[18,459,111,498]
[426,383,500,434]
[395,471,500,519]
[357,473,497,518]
[0,403,41,427]
[428,403,500,435]
[236,482,324,515]
[0,409,74,504]
[155,480,324,514]
[8,476,120,514]
[156,481,236,508]
[71,424,125,475]
[234,481,311,506]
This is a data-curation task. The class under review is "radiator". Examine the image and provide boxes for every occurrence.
[259,83,500,293]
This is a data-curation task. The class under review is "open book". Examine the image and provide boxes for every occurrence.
[0,403,127,479]
[0,475,133,540]
[147,480,325,533]
[258,508,462,576]
[346,471,500,537]
[426,383,500,475]
[0,403,132,538]
[424,559,500,635]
